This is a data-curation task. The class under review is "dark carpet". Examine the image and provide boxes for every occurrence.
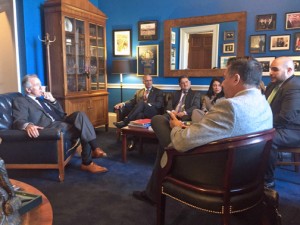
[7,128,300,225]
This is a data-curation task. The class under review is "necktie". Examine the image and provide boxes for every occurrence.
[36,98,61,121]
[267,86,279,104]
[143,89,150,102]
[176,92,187,112]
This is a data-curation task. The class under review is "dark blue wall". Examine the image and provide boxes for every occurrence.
[19,0,300,111]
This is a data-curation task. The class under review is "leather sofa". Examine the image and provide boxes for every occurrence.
[0,92,78,182]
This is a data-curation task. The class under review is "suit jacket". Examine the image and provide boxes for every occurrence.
[170,88,273,152]
[124,86,163,111]
[265,75,300,147]
[167,89,201,116]
[12,95,66,129]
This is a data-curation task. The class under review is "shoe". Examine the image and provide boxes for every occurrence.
[92,147,107,158]
[81,162,108,173]
[132,191,156,206]
[113,121,127,129]
[264,181,275,188]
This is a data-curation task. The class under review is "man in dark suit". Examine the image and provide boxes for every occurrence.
[166,75,201,121]
[12,74,107,174]
[113,75,163,128]
[265,57,300,188]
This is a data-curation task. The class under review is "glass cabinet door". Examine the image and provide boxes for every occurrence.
[65,17,87,93]
[89,24,105,91]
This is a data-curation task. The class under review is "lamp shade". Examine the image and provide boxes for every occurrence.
[112,60,132,74]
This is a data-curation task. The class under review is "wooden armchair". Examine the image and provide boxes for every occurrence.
[157,128,276,225]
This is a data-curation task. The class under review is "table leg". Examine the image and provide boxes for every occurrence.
[122,132,127,163]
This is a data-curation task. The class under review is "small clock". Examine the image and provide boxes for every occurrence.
[64,18,73,32]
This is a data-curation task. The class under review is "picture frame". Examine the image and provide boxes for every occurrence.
[223,43,235,53]
[294,32,300,51]
[249,35,266,54]
[270,35,290,51]
[256,57,275,76]
[137,45,159,76]
[171,47,176,70]
[113,29,132,57]
[255,14,276,31]
[171,31,176,44]
[224,31,235,41]
[220,56,236,69]
[138,20,158,41]
[289,56,300,75]
[285,12,300,30]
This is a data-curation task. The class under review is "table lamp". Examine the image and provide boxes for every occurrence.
[112,60,132,102]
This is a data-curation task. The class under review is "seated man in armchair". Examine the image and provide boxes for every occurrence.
[113,75,163,128]
[165,75,201,121]
[12,74,107,174]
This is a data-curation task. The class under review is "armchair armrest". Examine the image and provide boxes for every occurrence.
[114,108,123,122]
[0,128,61,141]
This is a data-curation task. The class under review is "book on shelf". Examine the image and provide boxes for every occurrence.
[128,118,151,128]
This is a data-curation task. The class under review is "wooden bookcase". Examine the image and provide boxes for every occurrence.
[43,0,108,129]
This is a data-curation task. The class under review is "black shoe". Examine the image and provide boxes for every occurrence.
[113,121,126,129]
[132,191,156,206]
[264,181,275,188]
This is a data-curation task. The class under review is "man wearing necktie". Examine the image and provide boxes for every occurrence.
[113,75,163,128]
[264,57,300,188]
[166,75,201,121]
[12,74,108,174]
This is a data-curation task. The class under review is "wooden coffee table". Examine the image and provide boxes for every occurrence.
[121,126,157,162]
[10,179,53,225]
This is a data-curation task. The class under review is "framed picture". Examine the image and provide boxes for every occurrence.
[223,43,234,53]
[113,29,132,57]
[295,32,300,51]
[290,56,300,75]
[224,31,235,41]
[137,45,159,76]
[249,35,266,53]
[220,56,236,69]
[138,20,158,41]
[256,14,276,31]
[270,35,290,51]
[285,12,300,30]
[171,31,176,44]
[171,47,176,70]
[256,57,275,76]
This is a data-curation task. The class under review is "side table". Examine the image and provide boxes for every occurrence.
[10,179,53,225]
[121,126,157,162]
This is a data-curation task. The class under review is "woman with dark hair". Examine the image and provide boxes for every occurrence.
[191,78,224,122]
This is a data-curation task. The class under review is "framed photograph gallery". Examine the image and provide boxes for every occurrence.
[137,45,159,76]
[270,35,290,51]
[249,35,266,53]
[138,20,158,41]
[256,57,275,76]
[256,14,276,31]
[285,12,300,30]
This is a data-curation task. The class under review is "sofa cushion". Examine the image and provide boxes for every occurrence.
[0,92,23,130]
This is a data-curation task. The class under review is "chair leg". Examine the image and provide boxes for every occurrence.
[157,193,166,225]
[294,153,300,172]
[222,210,230,225]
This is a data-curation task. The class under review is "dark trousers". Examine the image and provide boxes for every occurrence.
[123,102,159,123]
[47,111,96,165]
[145,115,172,202]
[265,128,300,182]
